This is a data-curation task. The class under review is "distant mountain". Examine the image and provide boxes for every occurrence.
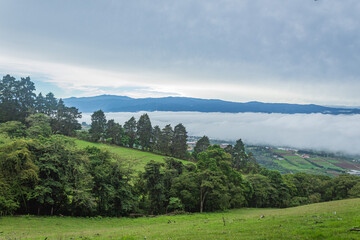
[63,95,360,114]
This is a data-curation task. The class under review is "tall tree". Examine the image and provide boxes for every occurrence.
[35,93,46,113]
[0,139,38,214]
[159,124,173,155]
[0,75,36,122]
[44,92,58,117]
[151,125,161,152]
[51,99,82,136]
[193,136,210,160]
[124,116,137,148]
[105,119,123,145]
[89,110,107,142]
[136,114,152,150]
[142,161,166,214]
[172,123,188,159]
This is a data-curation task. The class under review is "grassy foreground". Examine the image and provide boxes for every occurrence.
[1,199,359,240]
[73,139,189,172]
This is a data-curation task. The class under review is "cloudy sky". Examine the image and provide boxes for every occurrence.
[1,0,360,105]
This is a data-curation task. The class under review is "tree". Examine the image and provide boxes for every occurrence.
[0,121,26,138]
[349,182,360,198]
[44,92,58,117]
[26,113,52,138]
[136,114,152,150]
[0,139,38,214]
[0,75,36,122]
[124,117,137,148]
[151,125,161,152]
[89,110,107,142]
[172,123,188,159]
[35,93,46,113]
[51,99,82,136]
[245,174,274,207]
[193,136,210,160]
[159,124,173,155]
[141,161,166,214]
[105,119,123,145]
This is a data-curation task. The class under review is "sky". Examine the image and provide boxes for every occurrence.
[81,111,360,156]
[1,0,360,105]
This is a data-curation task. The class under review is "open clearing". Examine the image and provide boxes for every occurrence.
[73,139,190,172]
[0,198,359,240]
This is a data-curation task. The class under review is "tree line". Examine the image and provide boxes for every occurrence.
[1,121,359,216]
[79,110,189,160]
[0,74,81,136]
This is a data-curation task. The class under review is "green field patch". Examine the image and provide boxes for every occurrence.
[327,159,341,164]
[1,198,359,240]
[272,149,290,154]
[73,139,190,172]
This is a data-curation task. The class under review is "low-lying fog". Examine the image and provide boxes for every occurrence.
[81,112,360,156]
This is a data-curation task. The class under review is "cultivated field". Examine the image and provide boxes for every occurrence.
[250,146,360,176]
[0,198,359,239]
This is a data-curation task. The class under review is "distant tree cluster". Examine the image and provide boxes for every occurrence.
[85,110,189,160]
[0,75,81,136]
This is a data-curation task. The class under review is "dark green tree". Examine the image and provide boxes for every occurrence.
[44,92,58,117]
[151,125,161,152]
[52,99,82,136]
[0,75,36,122]
[124,117,137,148]
[0,139,38,214]
[193,136,210,160]
[159,124,173,155]
[141,161,166,214]
[136,114,152,150]
[105,119,123,145]
[35,93,46,113]
[172,123,188,159]
[89,110,107,142]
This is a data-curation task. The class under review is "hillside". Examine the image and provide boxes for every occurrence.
[1,198,359,239]
[74,139,191,172]
[63,95,360,114]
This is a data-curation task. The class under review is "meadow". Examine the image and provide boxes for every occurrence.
[0,198,359,240]
[73,139,190,172]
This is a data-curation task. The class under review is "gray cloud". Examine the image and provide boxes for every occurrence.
[1,1,360,104]
[81,112,360,155]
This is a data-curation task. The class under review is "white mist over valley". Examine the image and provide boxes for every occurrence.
[81,112,360,156]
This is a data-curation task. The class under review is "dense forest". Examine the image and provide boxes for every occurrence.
[0,75,359,217]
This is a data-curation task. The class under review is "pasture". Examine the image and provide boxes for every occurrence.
[0,198,359,239]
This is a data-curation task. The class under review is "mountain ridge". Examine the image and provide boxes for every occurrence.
[63,95,360,114]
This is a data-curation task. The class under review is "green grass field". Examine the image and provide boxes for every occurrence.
[73,139,191,172]
[1,198,359,240]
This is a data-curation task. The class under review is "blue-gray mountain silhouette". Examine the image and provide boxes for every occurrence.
[63,95,360,114]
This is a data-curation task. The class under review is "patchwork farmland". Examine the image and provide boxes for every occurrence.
[249,146,360,176]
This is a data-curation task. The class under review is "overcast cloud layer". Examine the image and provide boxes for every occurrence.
[81,112,360,156]
[1,1,360,105]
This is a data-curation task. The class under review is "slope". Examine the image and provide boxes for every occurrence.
[73,139,191,172]
[1,198,359,239]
